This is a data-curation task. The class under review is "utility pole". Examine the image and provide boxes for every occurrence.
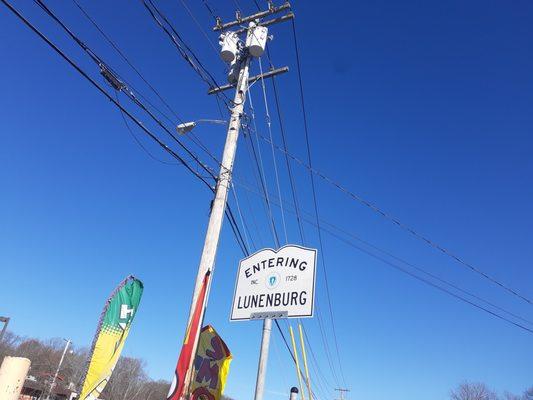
[45,338,71,400]
[0,317,9,342]
[179,27,252,399]
[335,388,350,400]
[179,3,294,400]
[211,6,293,400]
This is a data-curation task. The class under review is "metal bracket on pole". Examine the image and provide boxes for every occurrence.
[208,66,289,95]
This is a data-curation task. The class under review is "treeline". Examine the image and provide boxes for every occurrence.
[451,382,533,400]
[3,331,531,400]
[0,331,170,400]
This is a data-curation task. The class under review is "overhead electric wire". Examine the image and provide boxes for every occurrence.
[264,20,533,308]
[234,177,533,333]
[3,0,254,256]
[33,0,217,181]
[114,92,178,165]
[290,18,347,387]
[243,108,281,247]
[259,118,533,308]
[70,0,185,124]
[273,319,322,400]
[326,228,533,335]
[2,11,331,393]
[142,0,232,109]
[201,0,219,21]
[260,43,342,387]
[247,91,338,395]
[258,57,288,244]
[231,181,254,251]
[241,52,333,391]
[269,85,343,389]
[8,0,212,189]
[302,324,335,391]
[71,0,226,177]
[267,57,307,245]
[178,0,220,56]
[260,45,343,386]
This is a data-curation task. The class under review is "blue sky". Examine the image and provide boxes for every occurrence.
[1,1,532,400]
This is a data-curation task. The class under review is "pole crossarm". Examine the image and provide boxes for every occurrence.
[213,1,291,31]
[234,12,294,35]
[208,66,289,95]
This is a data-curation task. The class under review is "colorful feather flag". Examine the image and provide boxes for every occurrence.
[190,325,232,400]
[79,276,143,400]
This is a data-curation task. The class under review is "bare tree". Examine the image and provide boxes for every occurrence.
[451,382,497,400]
[101,356,147,400]
[139,379,171,400]
[3,331,188,400]
[502,392,523,400]
[0,331,21,361]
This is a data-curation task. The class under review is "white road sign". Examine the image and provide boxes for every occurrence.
[230,245,317,321]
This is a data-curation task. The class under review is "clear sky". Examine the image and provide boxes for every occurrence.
[1,1,532,400]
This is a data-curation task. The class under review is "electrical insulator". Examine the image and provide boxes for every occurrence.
[246,25,268,58]
[219,31,239,63]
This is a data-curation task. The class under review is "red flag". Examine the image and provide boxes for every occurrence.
[167,271,211,400]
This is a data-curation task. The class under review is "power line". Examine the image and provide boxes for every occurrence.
[201,0,219,21]
[257,125,533,307]
[71,0,226,176]
[142,0,231,108]
[290,18,347,386]
[14,0,213,188]
[114,92,178,165]
[247,91,341,393]
[257,58,288,244]
[268,63,307,244]
[318,218,533,328]
[242,109,281,247]
[259,45,343,388]
[327,227,533,335]
[70,0,185,124]
[33,0,217,181]
[235,177,533,334]
[4,5,319,389]
[4,0,253,257]
[231,181,254,251]
[178,0,220,56]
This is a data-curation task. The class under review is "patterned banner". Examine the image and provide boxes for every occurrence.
[190,325,232,400]
[79,276,143,400]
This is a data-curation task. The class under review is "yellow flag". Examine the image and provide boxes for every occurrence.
[79,276,143,400]
[189,325,232,400]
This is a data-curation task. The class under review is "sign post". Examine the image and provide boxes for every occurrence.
[231,245,317,321]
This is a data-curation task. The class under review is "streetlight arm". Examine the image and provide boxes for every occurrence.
[176,119,228,135]
[196,119,227,125]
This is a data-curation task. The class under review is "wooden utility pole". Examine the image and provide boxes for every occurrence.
[180,3,294,399]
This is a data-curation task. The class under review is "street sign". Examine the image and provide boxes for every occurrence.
[230,245,317,321]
